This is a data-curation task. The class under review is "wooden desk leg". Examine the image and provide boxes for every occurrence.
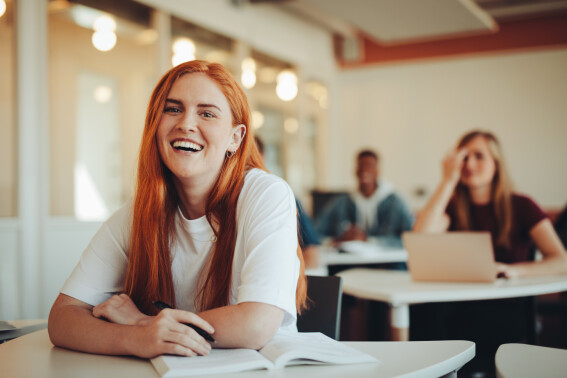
[389,304,409,341]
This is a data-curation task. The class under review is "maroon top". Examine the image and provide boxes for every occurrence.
[447,194,547,263]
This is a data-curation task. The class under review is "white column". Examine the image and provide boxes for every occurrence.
[151,9,171,77]
[16,0,49,318]
[233,41,252,99]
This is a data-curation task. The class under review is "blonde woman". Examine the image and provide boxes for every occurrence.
[414,130,567,277]
[413,129,567,375]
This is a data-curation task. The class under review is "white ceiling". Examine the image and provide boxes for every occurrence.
[295,0,496,44]
[249,0,567,45]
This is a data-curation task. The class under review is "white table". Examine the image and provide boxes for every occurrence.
[495,343,567,378]
[0,329,475,378]
[305,243,407,276]
[337,269,567,341]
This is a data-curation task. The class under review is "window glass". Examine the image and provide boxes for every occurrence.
[48,0,156,219]
[0,0,15,217]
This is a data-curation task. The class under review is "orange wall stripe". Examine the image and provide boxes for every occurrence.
[336,14,567,68]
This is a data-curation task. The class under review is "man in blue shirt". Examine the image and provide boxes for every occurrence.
[316,150,413,246]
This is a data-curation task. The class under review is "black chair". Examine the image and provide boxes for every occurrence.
[297,275,343,340]
[311,190,348,220]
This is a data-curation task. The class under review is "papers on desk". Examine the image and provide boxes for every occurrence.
[0,320,48,343]
[151,332,379,377]
[0,321,17,332]
[338,240,398,256]
[319,241,407,266]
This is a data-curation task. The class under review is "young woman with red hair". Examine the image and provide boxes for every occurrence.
[48,60,307,358]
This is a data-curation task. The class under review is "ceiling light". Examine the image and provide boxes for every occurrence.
[241,57,256,71]
[92,15,117,52]
[276,70,298,102]
[172,38,196,66]
[241,57,257,89]
[0,0,6,18]
[93,15,116,32]
[92,30,117,52]
[241,70,256,89]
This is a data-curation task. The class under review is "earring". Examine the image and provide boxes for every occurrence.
[226,150,234,158]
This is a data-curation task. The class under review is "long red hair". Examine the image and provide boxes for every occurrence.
[124,60,307,315]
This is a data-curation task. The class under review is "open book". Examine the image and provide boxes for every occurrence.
[151,332,379,377]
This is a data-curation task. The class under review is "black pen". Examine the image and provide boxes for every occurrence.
[152,300,216,343]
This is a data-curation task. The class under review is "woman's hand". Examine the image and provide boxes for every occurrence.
[412,149,466,233]
[126,308,215,358]
[442,148,468,187]
[93,294,150,326]
[495,263,521,279]
[336,225,367,242]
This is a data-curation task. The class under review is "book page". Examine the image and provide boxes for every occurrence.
[151,348,273,377]
[0,321,17,331]
[259,332,379,369]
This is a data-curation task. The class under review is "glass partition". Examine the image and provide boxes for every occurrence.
[48,0,156,219]
[47,1,326,218]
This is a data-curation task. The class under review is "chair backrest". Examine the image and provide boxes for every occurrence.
[311,190,348,220]
[297,275,343,340]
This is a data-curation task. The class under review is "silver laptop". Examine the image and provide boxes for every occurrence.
[402,232,497,283]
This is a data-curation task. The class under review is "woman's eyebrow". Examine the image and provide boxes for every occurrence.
[165,98,183,106]
[198,103,222,113]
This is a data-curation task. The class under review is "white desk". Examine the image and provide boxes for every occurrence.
[0,329,475,378]
[337,269,567,341]
[306,243,407,275]
[495,343,567,378]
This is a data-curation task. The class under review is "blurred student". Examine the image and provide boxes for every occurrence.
[414,129,567,277]
[316,149,413,245]
[254,136,320,269]
[48,60,307,358]
[554,203,567,249]
[412,129,567,374]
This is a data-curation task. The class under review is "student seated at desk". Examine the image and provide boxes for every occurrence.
[412,129,567,375]
[413,129,567,277]
[316,149,414,246]
[316,149,413,340]
[48,61,307,359]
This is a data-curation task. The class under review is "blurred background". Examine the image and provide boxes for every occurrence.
[1,0,566,320]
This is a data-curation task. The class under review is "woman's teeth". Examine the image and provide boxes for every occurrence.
[172,140,203,152]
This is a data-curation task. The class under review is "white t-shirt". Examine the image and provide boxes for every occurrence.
[352,180,395,232]
[61,168,300,331]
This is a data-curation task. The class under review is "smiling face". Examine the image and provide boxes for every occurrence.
[356,155,378,186]
[156,72,245,189]
[460,136,497,190]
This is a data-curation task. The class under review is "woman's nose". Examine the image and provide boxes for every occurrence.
[177,112,198,132]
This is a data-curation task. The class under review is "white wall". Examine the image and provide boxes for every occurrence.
[332,48,567,210]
